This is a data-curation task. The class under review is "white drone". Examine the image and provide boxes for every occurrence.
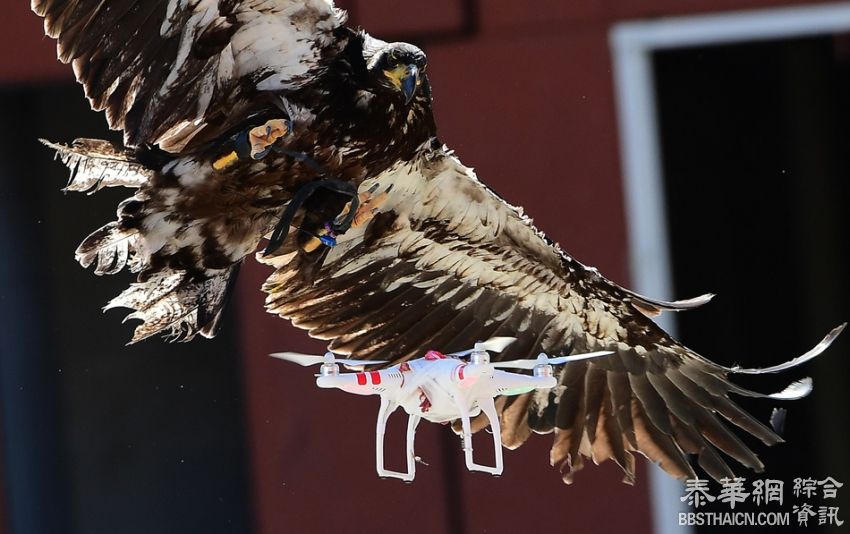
[272,337,612,481]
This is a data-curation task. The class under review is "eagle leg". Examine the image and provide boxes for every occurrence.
[263,178,359,256]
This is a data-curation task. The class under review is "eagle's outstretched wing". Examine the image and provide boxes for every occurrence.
[33,0,346,149]
[260,146,843,483]
[35,0,844,483]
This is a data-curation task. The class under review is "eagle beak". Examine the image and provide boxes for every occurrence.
[384,64,420,104]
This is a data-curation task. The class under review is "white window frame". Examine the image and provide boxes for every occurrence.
[609,4,850,534]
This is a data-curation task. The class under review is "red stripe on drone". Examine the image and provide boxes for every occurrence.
[370,371,382,385]
[457,365,465,380]
[356,373,367,385]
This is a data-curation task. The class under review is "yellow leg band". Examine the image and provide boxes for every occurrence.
[302,227,330,253]
[302,237,322,253]
[212,151,239,171]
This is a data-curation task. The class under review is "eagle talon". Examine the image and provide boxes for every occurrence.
[248,118,292,159]
[334,183,393,231]
[352,184,392,228]
[212,118,293,171]
[264,177,359,257]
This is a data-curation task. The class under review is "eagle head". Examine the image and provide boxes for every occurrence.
[368,42,428,105]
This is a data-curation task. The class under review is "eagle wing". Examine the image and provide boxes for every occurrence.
[260,146,843,483]
[33,0,347,149]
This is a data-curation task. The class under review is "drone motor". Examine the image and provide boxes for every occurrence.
[319,361,340,376]
[533,362,554,378]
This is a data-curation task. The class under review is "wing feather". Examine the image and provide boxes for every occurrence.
[259,147,841,482]
[583,364,608,445]
[33,0,347,148]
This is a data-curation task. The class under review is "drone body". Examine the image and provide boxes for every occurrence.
[317,352,555,421]
[273,338,610,481]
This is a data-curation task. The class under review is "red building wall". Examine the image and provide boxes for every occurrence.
[2,1,833,533]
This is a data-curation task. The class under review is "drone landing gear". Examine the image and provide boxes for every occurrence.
[457,396,503,476]
[375,397,421,482]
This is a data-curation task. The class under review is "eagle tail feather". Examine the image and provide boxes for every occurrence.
[41,138,153,193]
[75,221,147,275]
[105,265,239,343]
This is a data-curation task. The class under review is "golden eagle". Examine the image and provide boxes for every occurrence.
[35,0,844,484]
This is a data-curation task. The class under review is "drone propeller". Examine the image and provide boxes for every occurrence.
[492,351,614,370]
[448,337,517,357]
[270,351,388,368]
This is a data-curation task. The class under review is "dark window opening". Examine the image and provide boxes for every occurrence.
[655,34,850,532]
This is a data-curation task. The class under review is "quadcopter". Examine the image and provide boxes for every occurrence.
[272,337,611,481]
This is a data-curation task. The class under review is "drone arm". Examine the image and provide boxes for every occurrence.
[375,396,418,482]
